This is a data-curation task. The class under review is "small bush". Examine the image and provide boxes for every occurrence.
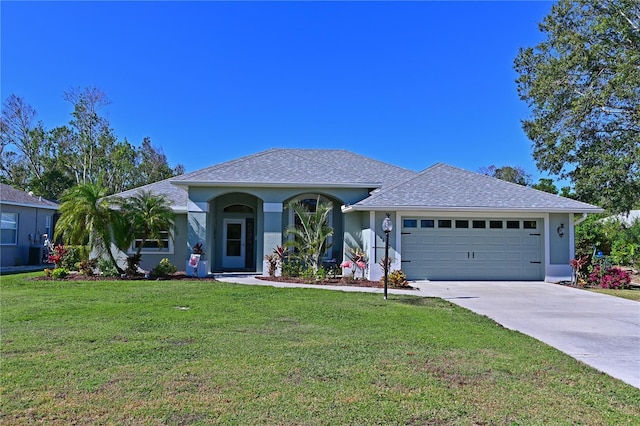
[151,258,177,277]
[587,265,631,289]
[51,267,69,280]
[98,258,118,277]
[78,259,97,277]
[282,259,304,278]
[381,269,409,287]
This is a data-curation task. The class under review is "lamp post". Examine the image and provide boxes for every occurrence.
[382,213,393,300]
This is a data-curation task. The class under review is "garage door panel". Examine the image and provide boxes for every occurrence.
[401,218,544,280]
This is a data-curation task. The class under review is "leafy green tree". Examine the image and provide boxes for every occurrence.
[284,198,334,274]
[531,178,559,194]
[118,190,175,272]
[514,0,640,213]
[54,183,127,274]
[479,165,531,186]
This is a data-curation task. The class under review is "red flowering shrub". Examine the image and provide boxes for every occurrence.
[48,244,68,268]
[587,265,631,289]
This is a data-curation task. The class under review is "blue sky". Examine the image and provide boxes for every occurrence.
[2,1,555,182]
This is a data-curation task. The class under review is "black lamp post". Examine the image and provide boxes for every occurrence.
[382,213,393,300]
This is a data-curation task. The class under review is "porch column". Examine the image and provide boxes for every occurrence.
[262,202,283,276]
[187,201,209,277]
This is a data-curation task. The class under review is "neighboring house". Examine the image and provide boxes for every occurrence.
[0,183,59,267]
[114,148,602,282]
[603,210,640,227]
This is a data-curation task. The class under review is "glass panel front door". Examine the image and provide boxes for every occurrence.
[223,219,245,269]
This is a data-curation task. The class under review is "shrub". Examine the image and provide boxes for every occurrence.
[98,258,118,277]
[281,258,304,278]
[151,258,177,277]
[51,267,69,279]
[381,269,409,288]
[48,245,68,268]
[78,259,97,277]
[587,265,631,289]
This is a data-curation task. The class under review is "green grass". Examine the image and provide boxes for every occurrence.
[2,273,639,425]
[588,287,640,301]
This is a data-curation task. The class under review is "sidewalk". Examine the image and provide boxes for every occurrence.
[0,264,51,275]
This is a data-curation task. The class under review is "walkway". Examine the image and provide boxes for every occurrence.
[214,275,640,389]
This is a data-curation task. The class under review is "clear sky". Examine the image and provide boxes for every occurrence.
[2,1,555,182]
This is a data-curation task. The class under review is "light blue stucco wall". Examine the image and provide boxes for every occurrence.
[183,185,372,273]
[135,213,189,272]
[549,213,570,265]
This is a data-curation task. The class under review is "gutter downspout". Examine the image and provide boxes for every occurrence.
[574,213,588,226]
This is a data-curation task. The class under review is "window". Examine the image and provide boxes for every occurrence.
[438,220,452,228]
[472,220,486,229]
[506,220,520,229]
[523,220,537,229]
[489,220,503,229]
[403,219,417,228]
[455,220,469,228]
[421,219,434,228]
[131,231,173,253]
[45,215,52,237]
[224,204,253,213]
[1,213,18,245]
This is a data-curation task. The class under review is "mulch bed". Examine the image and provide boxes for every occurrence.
[256,275,416,290]
[30,271,415,289]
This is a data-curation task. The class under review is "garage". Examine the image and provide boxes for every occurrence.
[400,217,544,281]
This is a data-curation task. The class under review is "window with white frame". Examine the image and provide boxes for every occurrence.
[130,230,173,253]
[45,215,52,237]
[1,212,18,245]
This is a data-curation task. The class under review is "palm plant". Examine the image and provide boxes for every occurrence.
[55,183,126,274]
[119,190,175,273]
[284,197,334,274]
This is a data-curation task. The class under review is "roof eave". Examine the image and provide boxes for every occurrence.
[171,180,382,189]
[0,201,59,210]
[342,205,604,214]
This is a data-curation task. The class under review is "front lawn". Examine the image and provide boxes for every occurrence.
[2,273,639,424]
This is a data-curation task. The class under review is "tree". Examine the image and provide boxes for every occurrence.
[1,89,185,199]
[284,198,334,274]
[479,165,531,186]
[135,137,185,186]
[514,0,640,213]
[531,178,559,194]
[119,190,175,272]
[54,183,127,274]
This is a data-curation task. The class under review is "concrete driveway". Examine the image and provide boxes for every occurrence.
[216,275,640,389]
[411,281,640,389]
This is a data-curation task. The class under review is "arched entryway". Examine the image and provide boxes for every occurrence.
[212,193,259,272]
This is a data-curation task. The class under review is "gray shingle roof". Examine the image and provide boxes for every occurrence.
[171,148,416,188]
[350,163,602,213]
[110,178,188,211]
[0,183,59,209]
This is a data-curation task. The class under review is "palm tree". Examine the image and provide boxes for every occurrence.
[284,197,334,273]
[119,190,175,272]
[55,183,126,274]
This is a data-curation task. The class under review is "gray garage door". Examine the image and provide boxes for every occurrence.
[400,217,544,281]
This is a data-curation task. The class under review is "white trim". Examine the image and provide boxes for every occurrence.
[187,201,209,212]
[344,206,603,214]
[368,211,376,280]
[0,201,58,210]
[172,181,382,189]
[263,202,283,213]
[129,231,174,255]
[0,212,18,245]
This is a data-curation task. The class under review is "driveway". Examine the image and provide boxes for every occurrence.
[411,281,640,389]
[216,275,640,389]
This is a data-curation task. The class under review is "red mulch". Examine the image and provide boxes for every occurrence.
[256,275,415,290]
[31,271,415,289]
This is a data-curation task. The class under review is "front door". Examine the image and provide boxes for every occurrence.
[223,218,246,269]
